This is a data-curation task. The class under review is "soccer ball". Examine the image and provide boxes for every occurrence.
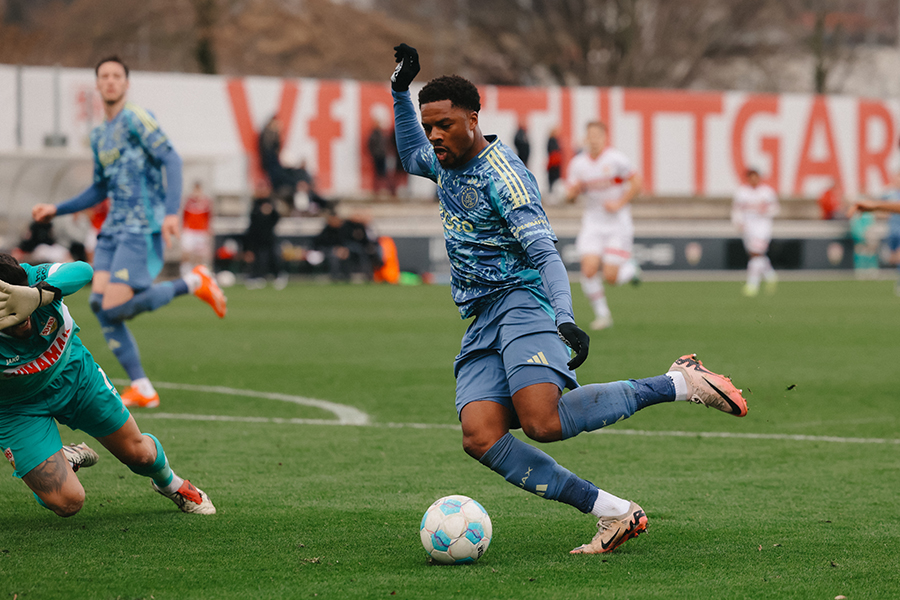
[215,270,236,288]
[420,495,492,564]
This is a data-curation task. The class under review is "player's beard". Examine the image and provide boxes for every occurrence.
[433,146,459,169]
[103,90,126,106]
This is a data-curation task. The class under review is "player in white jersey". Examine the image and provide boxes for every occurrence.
[565,122,641,330]
[731,168,779,296]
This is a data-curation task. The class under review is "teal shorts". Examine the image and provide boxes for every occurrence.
[0,338,130,478]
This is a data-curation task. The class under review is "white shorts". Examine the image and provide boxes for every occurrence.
[576,221,633,266]
[741,220,772,255]
[743,235,771,256]
[181,230,211,257]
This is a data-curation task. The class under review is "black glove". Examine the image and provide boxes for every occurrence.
[34,281,62,306]
[557,322,590,370]
[391,43,420,92]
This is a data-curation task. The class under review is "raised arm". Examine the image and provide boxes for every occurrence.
[33,182,107,223]
[390,43,438,180]
[849,198,900,216]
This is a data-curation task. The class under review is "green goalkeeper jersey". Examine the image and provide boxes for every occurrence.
[0,262,93,404]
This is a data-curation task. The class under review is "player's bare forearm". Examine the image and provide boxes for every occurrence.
[854,199,900,214]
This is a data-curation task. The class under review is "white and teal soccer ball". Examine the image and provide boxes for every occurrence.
[419,495,492,564]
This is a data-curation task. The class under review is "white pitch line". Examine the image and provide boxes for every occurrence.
[111,379,370,425]
[133,412,900,445]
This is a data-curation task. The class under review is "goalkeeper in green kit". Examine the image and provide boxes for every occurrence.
[0,253,215,517]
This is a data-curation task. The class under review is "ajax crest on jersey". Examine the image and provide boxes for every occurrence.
[420,495,492,564]
[460,186,479,209]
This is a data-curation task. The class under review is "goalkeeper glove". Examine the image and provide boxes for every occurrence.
[0,280,61,330]
[557,322,590,370]
[391,43,420,92]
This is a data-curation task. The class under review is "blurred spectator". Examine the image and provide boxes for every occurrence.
[244,182,288,290]
[388,128,408,197]
[292,161,335,216]
[181,181,213,277]
[368,119,396,197]
[310,209,382,281]
[818,180,844,220]
[514,121,530,166]
[14,221,72,264]
[547,128,562,190]
[259,115,312,211]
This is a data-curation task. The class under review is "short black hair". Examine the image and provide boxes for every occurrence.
[418,75,481,113]
[0,253,27,286]
[95,55,129,78]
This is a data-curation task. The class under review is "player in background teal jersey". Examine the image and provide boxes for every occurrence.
[33,56,227,409]
[0,253,215,516]
[391,43,748,554]
[852,179,900,294]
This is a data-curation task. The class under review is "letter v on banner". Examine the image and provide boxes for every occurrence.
[226,79,299,187]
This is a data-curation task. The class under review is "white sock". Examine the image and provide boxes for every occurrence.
[590,489,632,518]
[132,377,157,397]
[666,371,689,401]
[761,257,775,281]
[183,272,202,294]
[160,474,185,495]
[747,257,764,288]
[615,261,636,285]
[581,275,610,319]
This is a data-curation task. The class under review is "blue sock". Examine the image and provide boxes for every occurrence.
[479,433,599,514]
[172,279,189,296]
[556,377,676,440]
[556,381,639,440]
[101,282,178,321]
[631,375,676,410]
[92,294,146,381]
[127,433,175,488]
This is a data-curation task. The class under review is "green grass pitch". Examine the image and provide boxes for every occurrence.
[1,278,898,599]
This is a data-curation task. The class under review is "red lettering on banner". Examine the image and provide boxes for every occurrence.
[622,90,723,194]
[794,96,843,195]
[731,95,780,189]
[599,88,611,143]
[226,79,299,187]
[358,82,393,191]
[858,100,895,193]
[308,81,344,192]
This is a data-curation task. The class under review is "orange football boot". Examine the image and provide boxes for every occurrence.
[192,265,227,318]
[120,386,160,408]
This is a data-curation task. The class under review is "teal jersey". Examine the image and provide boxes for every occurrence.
[91,102,175,234]
[0,262,93,405]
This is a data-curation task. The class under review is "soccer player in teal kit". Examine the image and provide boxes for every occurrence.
[0,253,215,516]
[32,56,227,409]
[390,43,748,553]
